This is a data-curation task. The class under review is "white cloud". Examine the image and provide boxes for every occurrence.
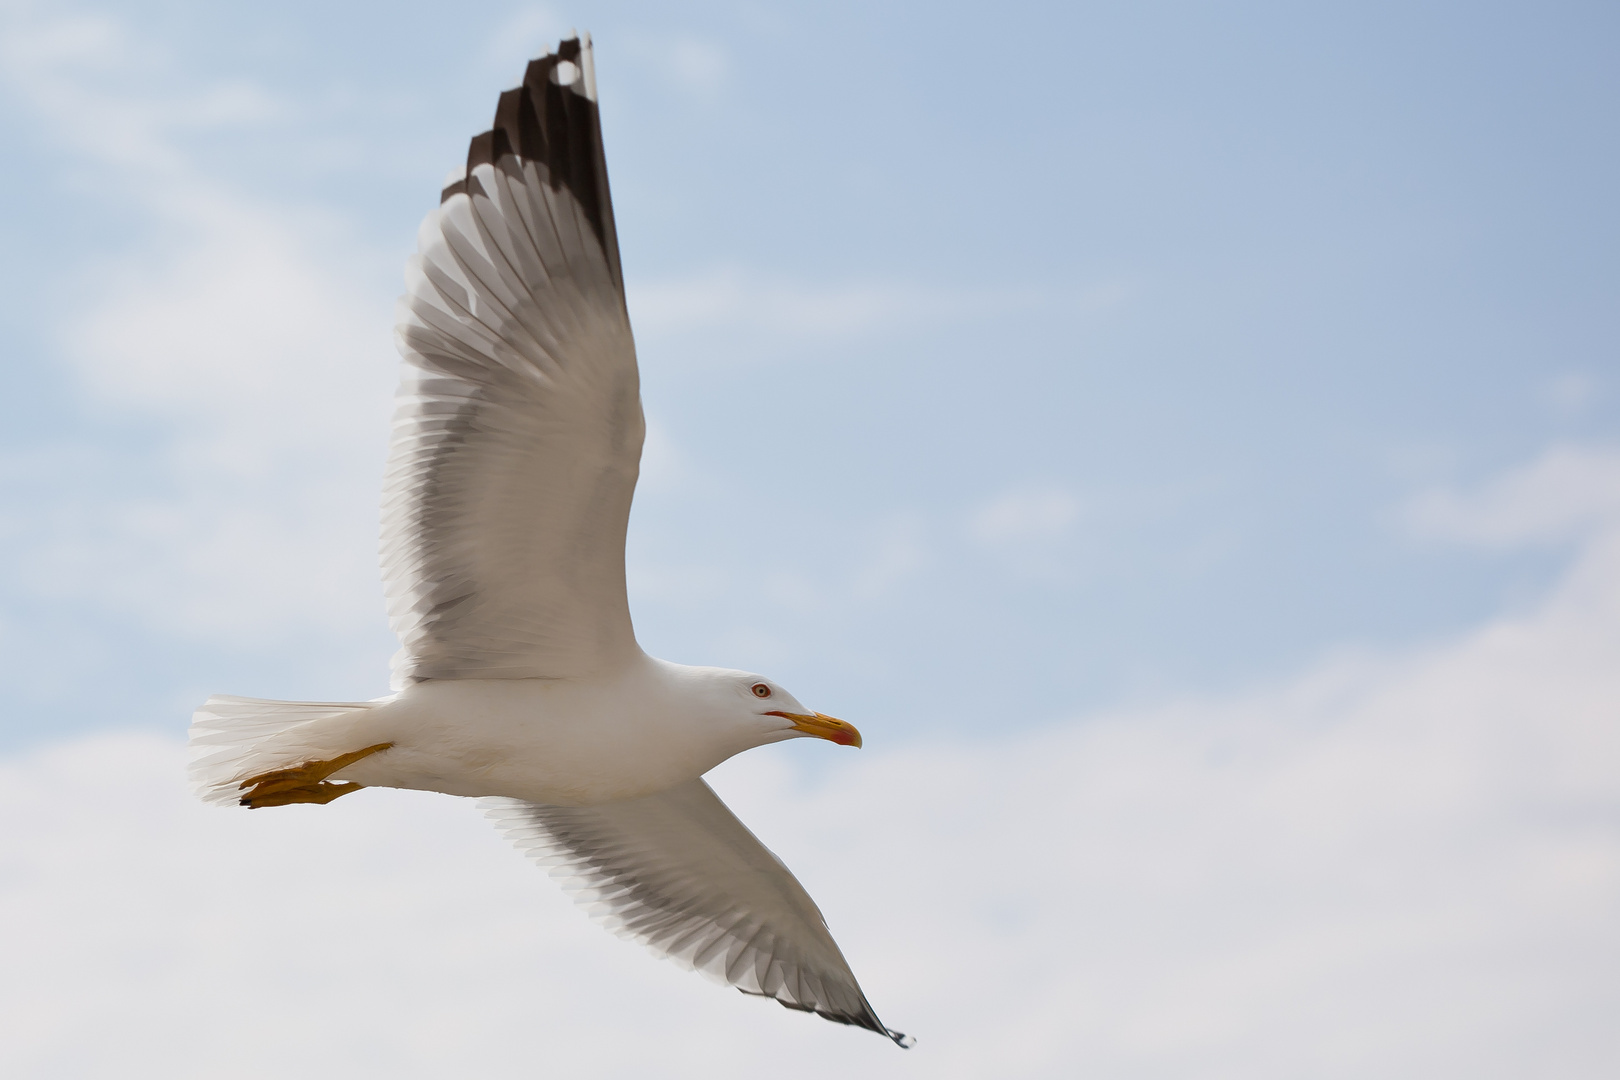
[630,270,915,337]
[850,516,928,599]
[662,35,729,94]
[0,7,398,648]
[1545,370,1600,416]
[1404,444,1620,548]
[32,203,396,642]
[0,5,281,171]
[966,485,1085,582]
[627,515,929,665]
[481,6,566,75]
[3,444,1619,1075]
[968,486,1081,545]
[627,269,1121,343]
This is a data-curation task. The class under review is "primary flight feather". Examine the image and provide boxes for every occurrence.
[187,35,910,1047]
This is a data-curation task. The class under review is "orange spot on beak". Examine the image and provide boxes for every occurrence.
[765,711,863,748]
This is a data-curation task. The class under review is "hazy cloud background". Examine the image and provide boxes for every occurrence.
[0,0,1616,1075]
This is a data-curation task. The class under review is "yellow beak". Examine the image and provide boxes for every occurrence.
[765,711,863,748]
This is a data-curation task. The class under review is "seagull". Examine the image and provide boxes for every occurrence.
[187,35,911,1048]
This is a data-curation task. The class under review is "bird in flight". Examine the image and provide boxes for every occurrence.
[187,34,911,1048]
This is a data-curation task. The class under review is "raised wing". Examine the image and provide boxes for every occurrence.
[484,780,913,1046]
[385,36,644,684]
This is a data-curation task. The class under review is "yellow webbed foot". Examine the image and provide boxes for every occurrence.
[238,742,394,809]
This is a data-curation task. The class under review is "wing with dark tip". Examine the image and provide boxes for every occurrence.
[385,35,644,685]
[483,780,913,1046]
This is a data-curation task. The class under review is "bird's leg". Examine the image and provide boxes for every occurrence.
[238,742,394,809]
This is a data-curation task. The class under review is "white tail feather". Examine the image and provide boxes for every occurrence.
[188,695,382,806]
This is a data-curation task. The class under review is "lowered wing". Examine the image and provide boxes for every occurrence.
[483,779,912,1046]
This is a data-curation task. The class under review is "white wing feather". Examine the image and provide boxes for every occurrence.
[484,780,912,1046]
[385,38,643,684]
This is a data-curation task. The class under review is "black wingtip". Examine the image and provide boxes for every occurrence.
[439,35,621,290]
[741,988,911,1046]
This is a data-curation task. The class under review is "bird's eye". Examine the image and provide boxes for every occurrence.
[751,683,772,699]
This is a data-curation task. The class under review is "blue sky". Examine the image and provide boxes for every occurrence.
[3,3,1620,1074]
[1,1,1617,747]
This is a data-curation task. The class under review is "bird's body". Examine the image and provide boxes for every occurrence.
[286,663,814,807]
[187,34,909,1047]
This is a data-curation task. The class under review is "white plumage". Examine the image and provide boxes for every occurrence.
[187,35,909,1047]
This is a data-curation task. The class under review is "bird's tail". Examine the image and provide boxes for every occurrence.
[188,695,382,806]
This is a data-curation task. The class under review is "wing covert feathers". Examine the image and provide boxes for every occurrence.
[386,34,644,685]
[484,781,913,1047]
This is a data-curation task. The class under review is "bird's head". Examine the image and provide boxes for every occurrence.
[692,668,862,750]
